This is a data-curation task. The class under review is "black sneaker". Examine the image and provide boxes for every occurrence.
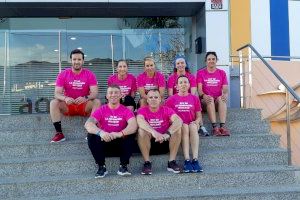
[141,161,152,175]
[117,164,131,176]
[95,165,108,178]
[167,160,181,174]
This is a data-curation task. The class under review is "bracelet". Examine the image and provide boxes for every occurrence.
[96,130,102,137]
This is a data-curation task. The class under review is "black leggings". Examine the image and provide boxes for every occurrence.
[87,133,135,166]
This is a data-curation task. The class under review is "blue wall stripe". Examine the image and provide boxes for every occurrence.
[270,0,290,60]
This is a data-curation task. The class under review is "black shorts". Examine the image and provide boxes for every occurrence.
[121,95,136,110]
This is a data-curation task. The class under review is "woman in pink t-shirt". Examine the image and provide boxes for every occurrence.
[197,51,230,136]
[165,75,204,173]
[108,60,137,111]
[137,57,165,108]
[167,56,197,96]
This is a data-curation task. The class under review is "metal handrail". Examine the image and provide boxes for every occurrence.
[230,55,300,60]
[237,44,300,103]
[237,44,300,165]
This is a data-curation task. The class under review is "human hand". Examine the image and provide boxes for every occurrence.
[74,96,87,104]
[203,94,213,104]
[64,97,75,105]
[154,133,169,143]
[100,132,114,142]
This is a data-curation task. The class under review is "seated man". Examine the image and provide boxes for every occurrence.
[197,51,230,136]
[50,49,101,143]
[84,84,137,178]
[137,89,182,175]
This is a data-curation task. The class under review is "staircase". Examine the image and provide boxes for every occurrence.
[1,108,300,200]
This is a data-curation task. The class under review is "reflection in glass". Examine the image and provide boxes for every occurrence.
[9,32,59,114]
[0,31,8,114]
[0,17,192,114]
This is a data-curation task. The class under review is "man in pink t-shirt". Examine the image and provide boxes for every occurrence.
[50,49,101,143]
[137,89,182,175]
[197,51,230,136]
[84,85,137,178]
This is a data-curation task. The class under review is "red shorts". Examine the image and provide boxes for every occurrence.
[64,102,89,116]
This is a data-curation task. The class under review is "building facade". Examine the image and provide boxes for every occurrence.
[0,0,299,115]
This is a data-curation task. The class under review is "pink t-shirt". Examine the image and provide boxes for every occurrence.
[107,74,137,97]
[196,68,228,98]
[137,71,165,93]
[167,72,196,94]
[91,104,135,133]
[137,106,175,134]
[165,94,201,124]
[56,68,97,99]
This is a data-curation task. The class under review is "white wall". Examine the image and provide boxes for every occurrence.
[251,0,271,57]
[289,0,300,58]
[205,11,229,65]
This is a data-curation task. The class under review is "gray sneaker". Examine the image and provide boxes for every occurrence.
[199,126,209,136]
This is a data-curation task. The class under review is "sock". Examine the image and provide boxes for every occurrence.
[212,123,217,128]
[220,123,225,128]
[53,121,62,133]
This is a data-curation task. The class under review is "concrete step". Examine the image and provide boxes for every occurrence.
[12,184,300,200]
[0,166,297,199]
[0,109,264,131]
[0,148,288,178]
[0,134,280,159]
[0,120,270,145]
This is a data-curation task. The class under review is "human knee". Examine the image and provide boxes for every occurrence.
[139,99,147,107]
[181,124,189,135]
[50,99,60,109]
[92,99,101,107]
[138,128,150,139]
[171,129,181,138]
[189,123,199,132]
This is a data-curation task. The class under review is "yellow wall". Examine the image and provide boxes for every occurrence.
[230,0,251,60]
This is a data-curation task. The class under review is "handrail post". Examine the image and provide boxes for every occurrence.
[58,31,61,73]
[286,90,292,165]
[239,50,245,108]
[110,34,114,74]
[248,47,253,108]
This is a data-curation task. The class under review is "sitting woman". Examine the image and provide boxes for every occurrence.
[197,51,230,136]
[137,56,165,107]
[107,59,137,111]
[165,75,204,173]
[167,55,197,96]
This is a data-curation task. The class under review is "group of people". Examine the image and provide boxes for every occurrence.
[49,49,230,178]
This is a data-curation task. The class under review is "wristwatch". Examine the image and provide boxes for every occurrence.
[166,130,172,137]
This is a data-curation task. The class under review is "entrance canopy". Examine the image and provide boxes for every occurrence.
[0,1,204,17]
